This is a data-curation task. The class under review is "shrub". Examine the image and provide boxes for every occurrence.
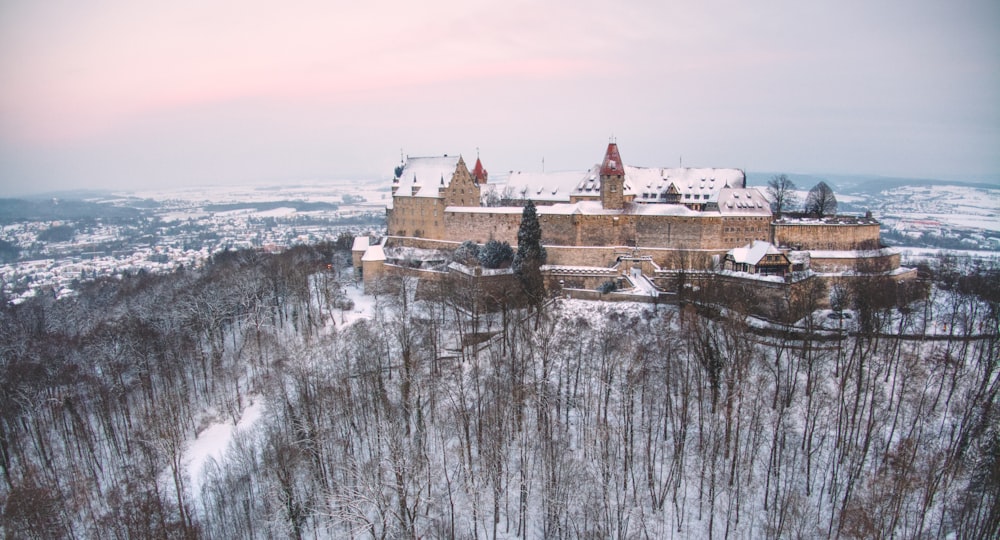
[453,241,481,266]
[478,239,514,269]
[598,280,618,294]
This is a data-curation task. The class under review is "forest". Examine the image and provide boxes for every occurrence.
[0,241,997,539]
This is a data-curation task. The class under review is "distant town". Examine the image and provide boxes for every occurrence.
[0,180,389,303]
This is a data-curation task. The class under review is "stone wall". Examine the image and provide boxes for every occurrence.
[386,236,463,251]
[772,221,880,251]
[441,208,770,252]
[542,265,619,290]
[545,245,722,270]
[362,258,385,292]
[809,249,900,273]
[442,209,522,243]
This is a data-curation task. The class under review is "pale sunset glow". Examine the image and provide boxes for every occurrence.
[0,0,997,194]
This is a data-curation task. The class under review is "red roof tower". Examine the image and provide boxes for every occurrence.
[600,142,624,176]
[599,141,625,210]
[471,157,488,184]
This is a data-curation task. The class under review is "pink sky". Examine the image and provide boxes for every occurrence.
[1,0,997,194]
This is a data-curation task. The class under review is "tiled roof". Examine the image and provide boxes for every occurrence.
[600,142,624,176]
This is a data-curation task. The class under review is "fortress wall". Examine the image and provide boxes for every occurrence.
[543,267,619,290]
[386,236,463,250]
[634,215,768,248]
[809,250,901,273]
[545,245,724,270]
[636,216,713,247]
[773,222,881,251]
[544,245,622,267]
[442,208,771,251]
[443,210,521,243]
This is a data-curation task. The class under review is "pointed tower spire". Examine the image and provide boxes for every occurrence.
[471,155,488,185]
[600,141,623,176]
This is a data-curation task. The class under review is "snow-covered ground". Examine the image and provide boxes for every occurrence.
[875,184,1000,231]
[184,398,265,499]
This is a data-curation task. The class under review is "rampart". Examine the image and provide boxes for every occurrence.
[772,219,880,251]
[807,248,901,273]
[442,208,770,251]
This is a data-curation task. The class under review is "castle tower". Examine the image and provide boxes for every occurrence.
[600,141,625,210]
[471,156,488,184]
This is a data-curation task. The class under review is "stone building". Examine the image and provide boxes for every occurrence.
[364,141,915,303]
[386,143,772,263]
[387,154,487,240]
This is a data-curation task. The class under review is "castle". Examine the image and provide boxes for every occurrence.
[359,142,913,317]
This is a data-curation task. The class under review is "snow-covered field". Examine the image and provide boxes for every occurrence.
[874,184,1000,231]
[118,178,390,209]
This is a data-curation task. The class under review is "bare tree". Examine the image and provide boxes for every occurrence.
[804,181,837,217]
[481,185,501,207]
[767,174,798,218]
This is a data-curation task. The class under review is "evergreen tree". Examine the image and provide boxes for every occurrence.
[478,239,513,269]
[453,240,481,266]
[513,200,547,308]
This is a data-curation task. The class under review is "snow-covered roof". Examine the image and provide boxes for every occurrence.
[716,187,772,216]
[395,146,755,216]
[449,200,712,217]
[728,240,782,266]
[497,165,744,203]
[361,243,385,262]
[503,170,591,203]
[394,155,461,198]
[627,166,746,201]
[351,236,370,252]
[491,164,748,207]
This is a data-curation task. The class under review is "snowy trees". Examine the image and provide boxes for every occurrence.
[477,239,513,269]
[767,174,798,218]
[452,240,480,266]
[804,181,838,216]
[1,243,997,539]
